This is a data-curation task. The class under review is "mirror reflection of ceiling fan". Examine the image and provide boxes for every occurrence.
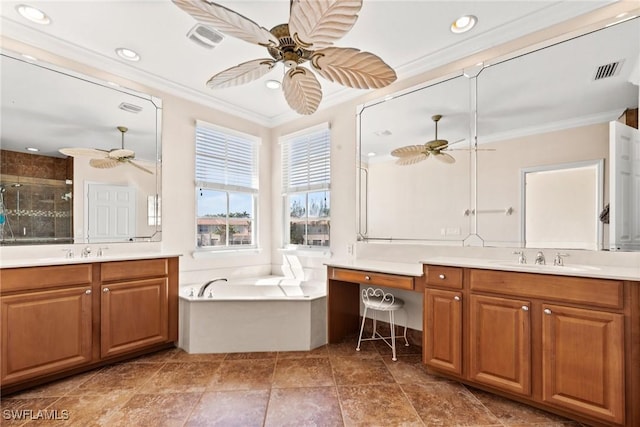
[391,114,493,166]
[172,0,397,115]
[59,126,153,174]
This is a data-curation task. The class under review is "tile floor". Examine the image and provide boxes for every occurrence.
[1,336,583,427]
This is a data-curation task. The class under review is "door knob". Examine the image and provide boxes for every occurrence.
[543,308,552,315]
[521,305,529,311]
[454,296,461,301]
[103,288,110,293]
[85,289,92,295]
[439,274,446,279]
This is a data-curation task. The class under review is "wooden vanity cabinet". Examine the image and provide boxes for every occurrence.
[0,257,178,393]
[422,264,634,426]
[423,288,462,375]
[468,294,532,396]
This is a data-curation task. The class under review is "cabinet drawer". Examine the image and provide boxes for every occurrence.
[469,269,623,310]
[101,259,168,282]
[330,268,414,290]
[0,264,93,294]
[425,265,463,289]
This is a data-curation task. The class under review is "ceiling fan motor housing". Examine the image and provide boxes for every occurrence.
[267,23,313,67]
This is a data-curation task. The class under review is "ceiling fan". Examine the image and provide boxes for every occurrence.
[172,0,397,115]
[390,115,463,165]
[59,126,153,174]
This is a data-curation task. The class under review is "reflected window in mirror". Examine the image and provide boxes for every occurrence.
[281,124,331,248]
[195,121,258,250]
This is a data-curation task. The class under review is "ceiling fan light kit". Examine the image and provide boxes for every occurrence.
[172,0,397,115]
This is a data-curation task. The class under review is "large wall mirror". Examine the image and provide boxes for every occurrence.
[475,18,638,251]
[358,17,639,251]
[0,52,162,246]
[358,74,473,243]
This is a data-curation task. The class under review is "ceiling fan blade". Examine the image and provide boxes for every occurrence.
[396,154,428,166]
[282,67,322,115]
[59,147,107,157]
[207,59,276,89]
[311,47,396,89]
[289,0,363,50]
[89,158,119,169]
[172,0,278,47]
[127,160,154,174]
[434,152,456,164]
[108,149,135,159]
[390,145,426,157]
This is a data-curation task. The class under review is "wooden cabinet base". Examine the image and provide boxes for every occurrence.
[0,257,179,394]
[422,264,638,427]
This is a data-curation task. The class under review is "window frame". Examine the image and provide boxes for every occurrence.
[195,121,259,252]
[281,123,331,249]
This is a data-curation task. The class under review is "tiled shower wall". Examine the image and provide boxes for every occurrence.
[0,150,73,244]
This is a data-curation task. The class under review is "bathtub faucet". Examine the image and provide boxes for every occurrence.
[197,278,228,297]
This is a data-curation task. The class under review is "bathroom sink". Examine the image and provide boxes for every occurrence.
[487,260,600,273]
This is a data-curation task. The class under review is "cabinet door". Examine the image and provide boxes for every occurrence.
[542,304,624,424]
[1,286,92,385]
[424,288,462,375]
[101,277,168,358]
[469,294,531,395]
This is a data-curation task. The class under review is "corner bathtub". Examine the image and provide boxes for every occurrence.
[178,276,327,353]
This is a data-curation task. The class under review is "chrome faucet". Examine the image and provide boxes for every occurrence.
[197,278,228,297]
[81,246,92,258]
[97,247,109,257]
[513,251,527,264]
[535,251,546,265]
[553,252,569,266]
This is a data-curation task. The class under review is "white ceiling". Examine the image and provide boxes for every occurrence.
[0,0,623,126]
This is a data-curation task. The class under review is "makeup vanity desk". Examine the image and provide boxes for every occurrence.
[325,260,423,343]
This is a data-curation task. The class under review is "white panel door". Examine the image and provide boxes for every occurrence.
[609,121,640,251]
[87,184,136,243]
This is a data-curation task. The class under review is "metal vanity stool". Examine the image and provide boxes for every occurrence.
[356,287,408,361]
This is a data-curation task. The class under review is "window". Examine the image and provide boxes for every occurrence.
[195,121,258,249]
[281,124,330,247]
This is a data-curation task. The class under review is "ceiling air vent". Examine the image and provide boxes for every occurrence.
[187,24,224,49]
[593,60,623,80]
[118,102,143,114]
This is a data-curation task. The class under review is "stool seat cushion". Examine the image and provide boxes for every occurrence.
[363,295,404,311]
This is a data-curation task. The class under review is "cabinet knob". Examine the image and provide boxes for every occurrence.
[454,296,461,301]
[543,308,552,315]
[364,276,370,280]
[438,274,446,280]
[521,305,529,311]
[85,289,92,295]
[103,288,110,293]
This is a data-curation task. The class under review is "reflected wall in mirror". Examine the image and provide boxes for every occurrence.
[0,53,162,245]
[358,75,472,242]
[475,18,639,250]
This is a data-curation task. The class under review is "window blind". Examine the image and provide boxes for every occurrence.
[281,124,330,193]
[195,121,258,192]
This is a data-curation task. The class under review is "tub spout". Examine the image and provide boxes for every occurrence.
[197,278,228,297]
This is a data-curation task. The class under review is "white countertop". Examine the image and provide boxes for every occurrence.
[325,259,423,277]
[0,253,182,269]
[325,257,639,281]
[421,256,640,281]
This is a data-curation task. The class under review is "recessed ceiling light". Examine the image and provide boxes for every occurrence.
[16,4,50,25]
[451,15,477,34]
[367,152,377,157]
[26,147,39,152]
[265,79,281,89]
[115,47,140,62]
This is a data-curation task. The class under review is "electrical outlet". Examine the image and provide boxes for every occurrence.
[346,244,353,255]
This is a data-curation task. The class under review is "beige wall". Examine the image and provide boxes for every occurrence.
[477,123,609,247]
